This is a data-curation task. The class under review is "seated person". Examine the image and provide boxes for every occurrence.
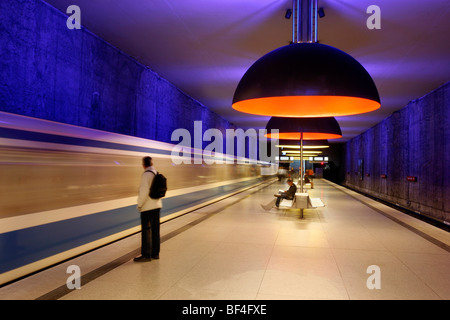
[261,179,297,210]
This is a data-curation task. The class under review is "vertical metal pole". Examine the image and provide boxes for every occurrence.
[292,0,297,43]
[308,0,312,42]
[292,0,318,44]
[307,0,317,43]
[300,132,304,193]
[313,0,318,42]
[296,0,301,43]
[292,0,295,43]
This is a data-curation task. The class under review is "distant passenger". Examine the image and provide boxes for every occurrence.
[135,156,162,262]
[261,179,297,211]
[304,171,314,189]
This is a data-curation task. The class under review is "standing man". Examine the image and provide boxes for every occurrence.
[135,156,162,262]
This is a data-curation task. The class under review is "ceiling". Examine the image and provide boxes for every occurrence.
[44,0,450,142]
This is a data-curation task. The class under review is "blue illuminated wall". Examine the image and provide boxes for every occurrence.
[0,0,236,144]
[343,82,450,224]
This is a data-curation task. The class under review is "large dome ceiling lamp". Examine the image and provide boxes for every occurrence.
[232,0,380,118]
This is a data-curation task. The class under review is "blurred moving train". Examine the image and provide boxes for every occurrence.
[0,111,277,285]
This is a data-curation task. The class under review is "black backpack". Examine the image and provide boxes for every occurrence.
[146,170,167,199]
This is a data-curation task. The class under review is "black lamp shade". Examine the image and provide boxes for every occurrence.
[233,43,380,117]
[265,116,342,140]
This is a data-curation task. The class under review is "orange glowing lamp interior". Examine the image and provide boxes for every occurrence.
[232,96,380,117]
[266,132,342,140]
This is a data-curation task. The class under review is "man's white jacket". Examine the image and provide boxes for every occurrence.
[137,166,163,212]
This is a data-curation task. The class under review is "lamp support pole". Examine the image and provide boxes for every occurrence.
[292,0,318,43]
[292,0,318,193]
[300,132,304,193]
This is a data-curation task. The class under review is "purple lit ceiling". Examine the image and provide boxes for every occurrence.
[44,0,450,142]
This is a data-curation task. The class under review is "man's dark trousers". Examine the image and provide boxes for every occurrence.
[276,193,291,207]
[140,208,161,258]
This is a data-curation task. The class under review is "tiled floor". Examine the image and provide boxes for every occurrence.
[1,179,449,300]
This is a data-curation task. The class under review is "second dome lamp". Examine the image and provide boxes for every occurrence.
[232,0,380,118]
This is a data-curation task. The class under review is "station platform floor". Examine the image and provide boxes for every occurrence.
[1,179,449,300]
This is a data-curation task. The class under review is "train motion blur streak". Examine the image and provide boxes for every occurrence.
[0,111,276,285]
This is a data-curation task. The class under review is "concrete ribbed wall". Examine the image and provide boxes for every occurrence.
[343,82,450,224]
[0,0,235,144]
